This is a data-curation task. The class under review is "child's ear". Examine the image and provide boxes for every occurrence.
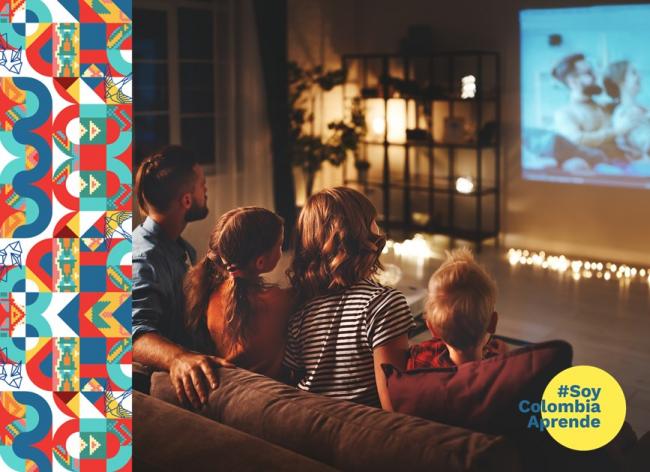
[255,255,265,272]
[424,318,440,338]
[487,311,498,334]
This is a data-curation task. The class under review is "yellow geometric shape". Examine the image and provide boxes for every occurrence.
[82,238,104,252]
[25,268,52,293]
[82,0,129,22]
[88,174,101,194]
[25,146,38,170]
[89,435,101,455]
[0,209,26,238]
[83,293,131,338]
[82,378,104,392]
[79,437,88,453]
[88,120,101,141]
[82,64,104,78]
[68,78,80,102]
[0,392,26,420]
[79,176,88,193]
[79,122,88,139]
[67,212,80,237]
[65,392,80,417]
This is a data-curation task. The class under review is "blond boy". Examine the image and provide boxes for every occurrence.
[408,248,506,369]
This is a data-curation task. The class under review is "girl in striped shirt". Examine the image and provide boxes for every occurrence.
[284,187,414,409]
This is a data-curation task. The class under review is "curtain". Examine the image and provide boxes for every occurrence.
[183,0,278,255]
[253,0,296,247]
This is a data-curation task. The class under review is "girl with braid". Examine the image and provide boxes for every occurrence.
[185,207,294,380]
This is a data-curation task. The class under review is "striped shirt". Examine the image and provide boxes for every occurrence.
[284,279,414,407]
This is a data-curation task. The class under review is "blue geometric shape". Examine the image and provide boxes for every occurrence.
[57,295,80,335]
[39,352,52,379]
[80,338,106,364]
[41,38,52,64]
[113,297,131,332]
[59,0,80,21]
[80,23,106,50]
[80,266,107,291]
[39,251,52,276]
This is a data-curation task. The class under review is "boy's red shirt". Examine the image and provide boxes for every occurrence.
[407,337,508,369]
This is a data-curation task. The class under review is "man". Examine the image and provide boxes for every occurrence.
[552,53,617,153]
[132,145,231,409]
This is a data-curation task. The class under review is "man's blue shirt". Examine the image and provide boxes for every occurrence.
[131,217,196,347]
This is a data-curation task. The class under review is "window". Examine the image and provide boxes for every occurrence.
[133,1,222,169]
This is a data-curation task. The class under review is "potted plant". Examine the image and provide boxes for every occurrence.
[289,62,366,199]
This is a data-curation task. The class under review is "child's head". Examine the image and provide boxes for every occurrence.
[425,248,497,355]
[289,186,386,298]
[208,207,284,277]
[185,207,283,353]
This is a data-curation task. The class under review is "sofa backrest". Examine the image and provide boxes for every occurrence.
[134,390,336,471]
[150,368,522,472]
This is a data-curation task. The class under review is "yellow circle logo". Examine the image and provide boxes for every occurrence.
[541,365,626,451]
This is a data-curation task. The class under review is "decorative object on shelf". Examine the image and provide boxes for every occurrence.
[478,121,498,146]
[288,62,366,199]
[443,117,467,144]
[406,128,430,142]
[341,52,500,247]
[507,248,650,284]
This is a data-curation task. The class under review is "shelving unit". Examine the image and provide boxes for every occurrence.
[341,52,500,247]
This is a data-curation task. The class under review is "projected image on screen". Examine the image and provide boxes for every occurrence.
[520,5,650,189]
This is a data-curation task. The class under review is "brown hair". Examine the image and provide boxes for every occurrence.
[603,60,630,101]
[134,145,198,215]
[288,186,385,299]
[425,248,497,351]
[185,207,284,355]
[552,53,585,86]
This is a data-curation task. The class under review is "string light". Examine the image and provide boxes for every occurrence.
[383,234,436,260]
[507,248,650,284]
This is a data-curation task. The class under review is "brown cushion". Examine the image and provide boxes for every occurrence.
[133,390,336,471]
[150,368,521,471]
[383,340,573,434]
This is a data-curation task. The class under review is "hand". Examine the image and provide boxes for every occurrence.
[169,352,234,409]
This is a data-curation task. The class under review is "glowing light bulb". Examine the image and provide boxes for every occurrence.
[455,177,474,194]
[604,272,611,281]
[461,75,477,99]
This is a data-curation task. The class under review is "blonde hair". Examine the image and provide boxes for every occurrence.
[425,248,496,350]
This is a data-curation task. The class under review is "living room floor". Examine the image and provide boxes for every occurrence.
[267,238,650,436]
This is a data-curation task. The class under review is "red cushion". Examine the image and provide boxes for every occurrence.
[383,340,572,434]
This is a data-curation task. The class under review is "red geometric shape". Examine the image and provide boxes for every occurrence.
[52,77,79,104]
[80,145,107,171]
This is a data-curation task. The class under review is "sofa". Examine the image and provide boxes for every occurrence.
[141,368,521,471]
[134,357,647,472]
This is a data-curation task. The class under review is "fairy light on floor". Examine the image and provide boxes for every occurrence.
[383,234,436,259]
[507,248,650,284]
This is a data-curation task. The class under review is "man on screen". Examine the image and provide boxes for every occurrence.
[552,53,617,151]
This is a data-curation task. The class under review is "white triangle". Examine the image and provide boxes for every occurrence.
[79,79,105,105]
